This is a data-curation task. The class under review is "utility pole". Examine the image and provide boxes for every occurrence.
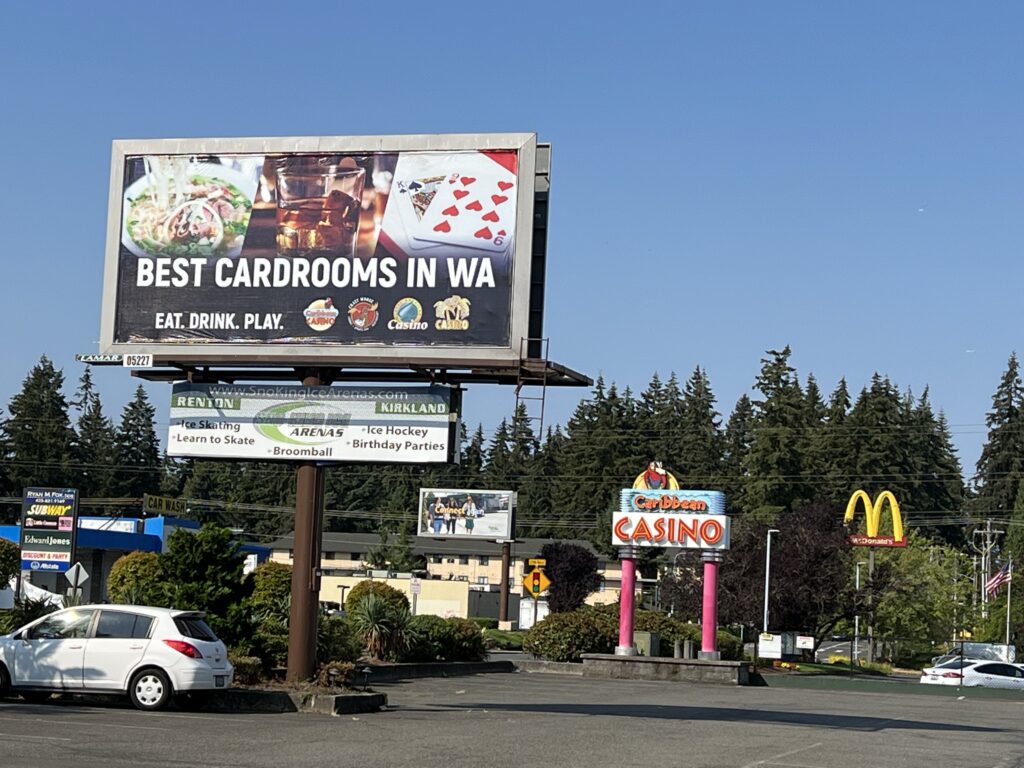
[971,519,1004,620]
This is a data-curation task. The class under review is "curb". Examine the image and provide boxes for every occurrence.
[207,689,387,715]
[514,660,584,676]
[361,661,515,682]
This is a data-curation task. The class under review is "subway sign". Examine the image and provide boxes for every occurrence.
[612,489,729,549]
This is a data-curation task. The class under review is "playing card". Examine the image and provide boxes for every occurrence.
[414,153,517,254]
[393,176,445,251]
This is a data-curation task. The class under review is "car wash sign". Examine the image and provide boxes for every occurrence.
[613,489,729,550]
[20,488,79,572]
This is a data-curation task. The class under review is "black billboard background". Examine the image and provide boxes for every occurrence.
[113,151,519,348]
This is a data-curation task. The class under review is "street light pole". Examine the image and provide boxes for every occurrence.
[854,561,866,664]
[763,529,780,634]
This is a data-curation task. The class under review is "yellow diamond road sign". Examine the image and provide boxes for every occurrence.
[523,568,551,597]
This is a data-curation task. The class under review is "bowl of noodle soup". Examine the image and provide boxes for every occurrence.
[121,157,257,259]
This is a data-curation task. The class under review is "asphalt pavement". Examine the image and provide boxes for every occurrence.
[1,672,1023,768]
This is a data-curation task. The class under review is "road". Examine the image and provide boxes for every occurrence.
[2,672,1023,768]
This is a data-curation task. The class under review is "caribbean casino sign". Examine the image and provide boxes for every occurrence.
[613,465,729,549]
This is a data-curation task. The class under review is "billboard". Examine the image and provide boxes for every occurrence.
[613,489,729,549]
[168,383,456,463]
[417,489,514,540]
[100,134,540,367]
[20,488,79,572]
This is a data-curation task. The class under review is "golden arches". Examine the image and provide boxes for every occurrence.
[844,490,904,542]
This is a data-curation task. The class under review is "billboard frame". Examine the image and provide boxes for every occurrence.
[99,133,539,368]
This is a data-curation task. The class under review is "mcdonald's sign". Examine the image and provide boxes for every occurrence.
[843,490,907,547]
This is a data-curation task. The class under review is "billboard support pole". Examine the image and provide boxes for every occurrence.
[499,540,512,623]
[615,546,637,656]
[286,370,326,683]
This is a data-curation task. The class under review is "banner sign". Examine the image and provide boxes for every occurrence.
[20,488,79,572]
[613,489,729,549]
[417,489,514,540]
[168,383,456,463]
[100,134,539,366]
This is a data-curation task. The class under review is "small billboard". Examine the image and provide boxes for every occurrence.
[168,383,457,463]
[20,488,79,573]
[417,489,514,540]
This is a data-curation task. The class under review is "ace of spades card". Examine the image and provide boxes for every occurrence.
[414,155,517,254]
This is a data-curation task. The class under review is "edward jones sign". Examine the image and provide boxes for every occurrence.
[613,489,729,549]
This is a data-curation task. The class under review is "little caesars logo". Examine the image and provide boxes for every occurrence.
[303,298,338,332]
[433,295,471,331]
[388,298,428,331]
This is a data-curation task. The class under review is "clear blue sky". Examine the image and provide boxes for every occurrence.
[1,2,1021,475]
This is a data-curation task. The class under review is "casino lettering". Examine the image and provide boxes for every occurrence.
[613,515,724,546]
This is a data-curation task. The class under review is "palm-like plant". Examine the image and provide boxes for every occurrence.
[349,594,416,661]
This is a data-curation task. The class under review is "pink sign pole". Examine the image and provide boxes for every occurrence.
[616,546,637,655]
[700,550,724,660]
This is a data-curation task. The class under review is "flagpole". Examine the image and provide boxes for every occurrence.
[1006,557,1013,648]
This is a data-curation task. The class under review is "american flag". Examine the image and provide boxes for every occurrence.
[985,562,1012,597]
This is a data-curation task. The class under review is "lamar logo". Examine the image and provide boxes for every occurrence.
[434,295,471,331]
[844,490,907,547]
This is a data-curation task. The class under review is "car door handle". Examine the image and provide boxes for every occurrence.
[129,645,144,650]
[67,644,84,650]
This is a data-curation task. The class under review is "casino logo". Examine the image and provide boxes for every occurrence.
[433,295,471,331]
[347,297,379,332]
[388,298,428,331]
[303,298,338,332]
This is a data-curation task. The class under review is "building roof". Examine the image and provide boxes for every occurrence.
[267,531,605,560]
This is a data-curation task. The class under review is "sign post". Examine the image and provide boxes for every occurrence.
[522,566,551,629]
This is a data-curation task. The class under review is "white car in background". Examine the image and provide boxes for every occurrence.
[920,659,1024,689]
[0,605,233,710]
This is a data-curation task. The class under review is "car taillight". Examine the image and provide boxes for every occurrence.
[163,639,203,659]
[940,671,962,678]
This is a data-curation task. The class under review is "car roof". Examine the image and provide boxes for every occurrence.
[67,605,205,619]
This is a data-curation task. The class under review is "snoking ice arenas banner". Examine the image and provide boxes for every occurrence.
[168,383,457,463]
[100,134,540,366]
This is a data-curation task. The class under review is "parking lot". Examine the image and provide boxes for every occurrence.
[2,672,1023,768]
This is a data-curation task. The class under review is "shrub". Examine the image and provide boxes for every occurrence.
[348,594,414,661]
[250,561,292,619]
[345,580,409,614]
[403,615,487,662]
[0,539,18,587]
[315,660,355,689]
[0,597,58,634]
[107,552,165,605]
[317,614,363,664]
[470,617,498,630]
[484,628,524,651]
[229,653,264,686]
[523,607,618,662]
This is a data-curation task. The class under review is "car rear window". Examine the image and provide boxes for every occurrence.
[173,616,218,641]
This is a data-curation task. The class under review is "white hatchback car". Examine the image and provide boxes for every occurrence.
[0,605,233,710]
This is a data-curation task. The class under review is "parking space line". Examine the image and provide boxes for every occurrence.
[0,715,169,731]
[0,732,72,742]
[741,742,823,768]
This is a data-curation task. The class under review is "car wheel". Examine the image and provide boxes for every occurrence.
[129,669,172,711]
[0,665,10,699]
[174,691,212,711]
[20,691,53,704]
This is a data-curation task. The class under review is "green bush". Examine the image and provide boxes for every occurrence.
[229,653,263,686]
[0,538,18,587]
[523,607,618,662]
[469,617,498,630]
[345,580,409,614]
[318,614,363,664]
[349,594,414,661]
[107,552,165,605]
[484,628,524,651]
[0,597,58,634]
[250,561,292,619]
[403,615,487,662]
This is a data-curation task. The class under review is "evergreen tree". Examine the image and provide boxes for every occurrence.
[677,367,723,488]
[817,378,856,504]
[974,353,1024,518]
[0,356,75,496]
[721,394,754,507]
[800,373,829,488]
[847,375,917,507]
[484,418,513,487]
[520,427,564,537]
[116,386,161,498]
[70,369,117,497]
[740,347,810,521]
